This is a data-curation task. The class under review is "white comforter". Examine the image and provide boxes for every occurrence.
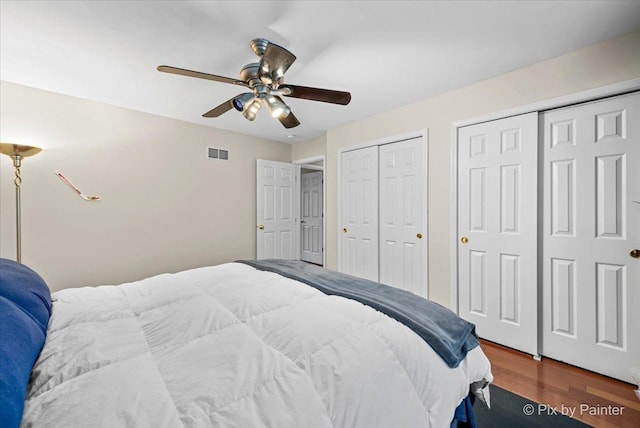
[22,262,492,427]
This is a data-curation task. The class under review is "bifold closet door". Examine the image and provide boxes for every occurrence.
[541,91,640,383]
[340,146,379,281]
[457,112,538,356]
[340,138,427,291]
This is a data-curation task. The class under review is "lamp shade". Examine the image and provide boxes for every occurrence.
[0,143,42,160]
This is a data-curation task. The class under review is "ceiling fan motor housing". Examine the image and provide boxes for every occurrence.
[239,63,260,84]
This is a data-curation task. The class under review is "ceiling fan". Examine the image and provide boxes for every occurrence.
[158,38,351,129]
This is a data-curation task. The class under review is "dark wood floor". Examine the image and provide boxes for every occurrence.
[480,340,640,427]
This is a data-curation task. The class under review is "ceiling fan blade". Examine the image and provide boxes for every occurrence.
[280,84,351,105]
[259,42,296,82]
[158,65,249,88]
[202,98,235,118]
[278,111,300,129]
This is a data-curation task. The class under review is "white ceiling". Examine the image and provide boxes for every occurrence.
[1,1,639,144]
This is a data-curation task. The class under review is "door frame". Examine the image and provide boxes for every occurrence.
[337,129,429,296]
[449,78,640,314]
[294,155,326,267]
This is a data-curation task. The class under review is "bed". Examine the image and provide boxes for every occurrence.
[0,258,492,428]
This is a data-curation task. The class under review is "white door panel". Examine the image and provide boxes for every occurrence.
[300,171,323,265]
[257,159,298,260]
[458,112,538,355]
[340,147,379,281]
[379,138,427,297]
[542,91,640,383]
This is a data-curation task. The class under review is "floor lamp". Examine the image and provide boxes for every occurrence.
[0,143,42,264]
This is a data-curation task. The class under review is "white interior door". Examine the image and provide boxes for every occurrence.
[379,138,427,297]
[457,112,538,355]
[256,159,298,260]
[300,171,323,265]
[541,92,640,383]
[340,146,379,281]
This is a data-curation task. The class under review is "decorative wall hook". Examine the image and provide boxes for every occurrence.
[54,171,101,201]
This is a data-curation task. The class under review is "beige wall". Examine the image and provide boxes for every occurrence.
[325,31,640,306]
[0,82,291,291]
[291,134,326,162]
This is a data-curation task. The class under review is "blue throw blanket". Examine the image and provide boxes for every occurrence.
[237,259,478,368]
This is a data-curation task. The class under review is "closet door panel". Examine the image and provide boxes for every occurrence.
[340,147,379,281]
[379,138,427,297]
[542,91,640,384]
[457,112,538,356]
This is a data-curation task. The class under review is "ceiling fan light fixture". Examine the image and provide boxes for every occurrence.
[232,93,254,111]
[242,99,261,121]
[278,104,291,118]
[265,95,288,118]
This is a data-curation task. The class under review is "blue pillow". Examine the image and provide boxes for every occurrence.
[0,258,51,428]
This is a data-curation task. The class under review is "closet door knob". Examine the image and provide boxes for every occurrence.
[258,224,264,230]
[461,236,469,244]
[630,249,640,259]
[343,228,348,233]
[417,233,423,239]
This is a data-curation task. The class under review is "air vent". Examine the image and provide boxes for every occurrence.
[207,147,229,160]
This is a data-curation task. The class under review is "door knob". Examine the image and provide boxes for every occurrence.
[258,224,264,230]
[301,220,306,223]
[461,236,469,244]
[417,233,423,239]
[630,249,640,259]
[343,228,347,233]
